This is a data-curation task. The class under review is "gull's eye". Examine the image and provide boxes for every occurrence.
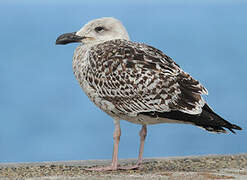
[94,26,105,32]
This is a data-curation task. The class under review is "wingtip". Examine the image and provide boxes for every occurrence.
[228,124,242,134]
[232,124,242,130]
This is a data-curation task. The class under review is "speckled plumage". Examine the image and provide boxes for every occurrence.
[71,37,241,133]
[73,39,207,123]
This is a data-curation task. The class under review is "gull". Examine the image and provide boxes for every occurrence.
[56,17,242,171]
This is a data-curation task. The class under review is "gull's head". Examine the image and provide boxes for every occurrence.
[56,17,129,45]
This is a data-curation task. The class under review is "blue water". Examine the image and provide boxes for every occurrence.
[0,1,246,163]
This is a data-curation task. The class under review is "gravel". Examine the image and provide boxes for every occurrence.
[1,154,247,180]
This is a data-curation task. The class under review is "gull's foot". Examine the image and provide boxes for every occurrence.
[118,164,140,170]
[84,164,140,171]
[84,166,118,171]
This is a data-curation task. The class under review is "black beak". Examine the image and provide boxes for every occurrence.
[55,32,84,45]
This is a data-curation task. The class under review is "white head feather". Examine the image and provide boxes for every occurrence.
[76,17,130,45]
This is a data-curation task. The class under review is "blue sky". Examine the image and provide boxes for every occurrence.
[0,0,246,162]
[2,0,246,3]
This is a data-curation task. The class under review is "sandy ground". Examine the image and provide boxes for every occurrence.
[1,154,247,180]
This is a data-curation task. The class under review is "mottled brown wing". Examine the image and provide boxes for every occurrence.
[85,39,208,116]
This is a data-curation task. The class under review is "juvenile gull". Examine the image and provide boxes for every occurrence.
[56,17,242,171]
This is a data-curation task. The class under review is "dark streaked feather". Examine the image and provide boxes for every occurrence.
[139,103,242,133]
[85,39,207,115]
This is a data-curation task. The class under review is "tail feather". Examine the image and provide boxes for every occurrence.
[202,104,242,133]
[139,103,242,134]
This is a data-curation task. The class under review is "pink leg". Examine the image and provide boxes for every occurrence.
[85,123,147,171]
[111,119,121,169]
[119,125,147,170]
[84,119,121,171]
[137,125,147,165]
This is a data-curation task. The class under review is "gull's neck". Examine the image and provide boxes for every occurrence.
[82,38,127,48]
